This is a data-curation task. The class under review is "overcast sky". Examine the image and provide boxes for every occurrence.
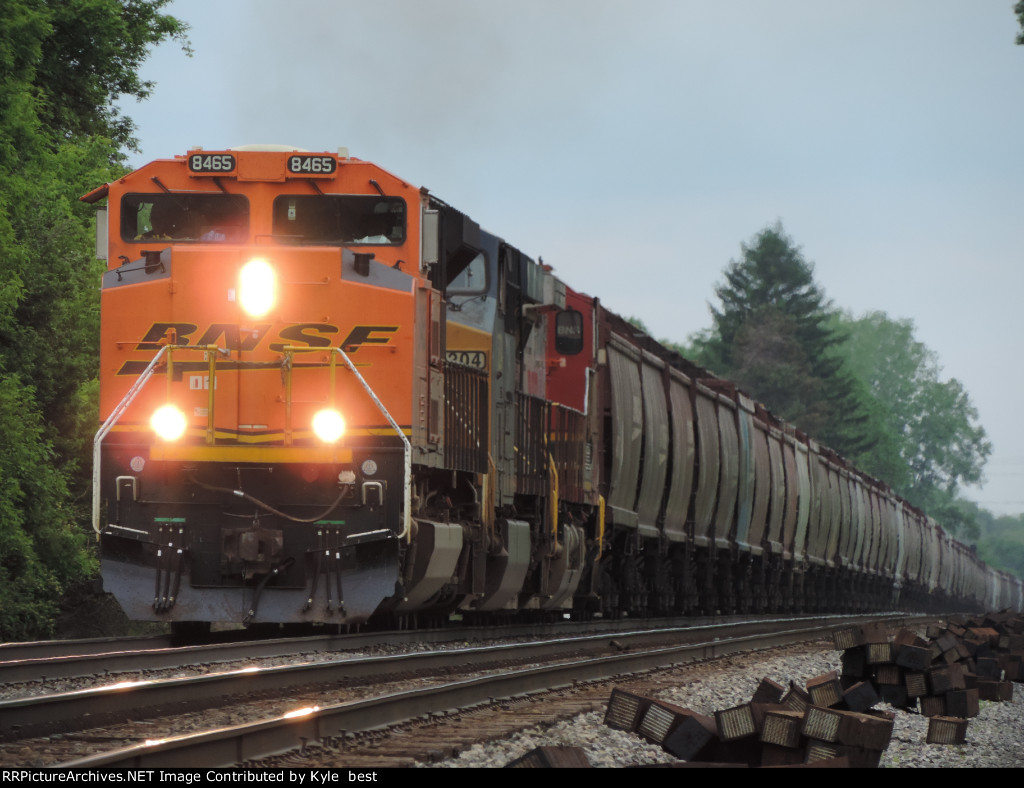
[120,0,1024,516]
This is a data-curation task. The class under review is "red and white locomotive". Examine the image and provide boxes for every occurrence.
[83,146,1022,630]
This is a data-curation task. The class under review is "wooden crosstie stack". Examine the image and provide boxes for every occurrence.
[576,613,1024,768]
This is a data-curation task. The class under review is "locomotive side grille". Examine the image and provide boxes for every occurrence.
[444,363,488,473]
[516,393,547,496]
[548,404,586,503]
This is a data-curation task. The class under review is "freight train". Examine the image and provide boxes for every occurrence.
[82,146,1023,632]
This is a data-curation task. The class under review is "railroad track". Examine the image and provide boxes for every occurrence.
[0,616,723,684]
[0,613,924,767]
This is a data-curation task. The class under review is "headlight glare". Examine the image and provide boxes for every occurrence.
[151,404,187,441]
[312,408,346,443]
[239,258,276,317]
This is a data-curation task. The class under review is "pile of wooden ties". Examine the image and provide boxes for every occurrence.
[590,612,1023,768]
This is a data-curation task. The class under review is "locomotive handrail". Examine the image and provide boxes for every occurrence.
[327,347,412,542]
[91,345,171,536]
[279,345,411,541]
[93,342,411,542]
[92,344,226,536]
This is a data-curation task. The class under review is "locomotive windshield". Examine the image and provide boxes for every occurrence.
[121,193,249,242]
[272,195,406,245]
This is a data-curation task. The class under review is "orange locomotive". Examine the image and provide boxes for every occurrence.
[85,145,591,630]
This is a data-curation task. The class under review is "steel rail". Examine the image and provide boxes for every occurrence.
[58,619,851,768]
[0,612,840,684]
[2,609,759,682]
[0,634,175,664]
[0,612,923,688]
[8,614,908,744]
[0,618,699,684]
[3,616,852,733]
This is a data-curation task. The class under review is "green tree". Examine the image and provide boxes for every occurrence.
[0,0,188,639]
[1016,0,1024,45]
[974,509,1024,578]
[0,375,93,640]
[836,311,991,536]
[34,0,189,151]
[690,223,877,460]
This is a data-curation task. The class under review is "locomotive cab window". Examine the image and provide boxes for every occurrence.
[555,308,585,355]
[447,251,489,296]
[272,195,406,246]
[121,193,249,242]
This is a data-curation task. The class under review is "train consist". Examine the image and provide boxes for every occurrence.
[83,146,1022,630]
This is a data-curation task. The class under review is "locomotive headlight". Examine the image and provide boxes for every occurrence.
[151,404,187,441]
[239,258,276,317]
[312,408,346,443]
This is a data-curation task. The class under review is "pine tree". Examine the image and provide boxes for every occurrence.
[691,223,877,460]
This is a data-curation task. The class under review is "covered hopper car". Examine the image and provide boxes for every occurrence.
[82,146,1023,630]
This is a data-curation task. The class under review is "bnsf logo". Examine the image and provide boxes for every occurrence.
[117,323,398,375]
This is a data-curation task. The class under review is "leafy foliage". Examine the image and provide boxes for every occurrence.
[689,223,877,460]
[0,0,187,639]
[1016,1,1024,45]
[0,376,92,640]
[834,311,991,538]
[975,510,1024,580]
[34,0,189,151]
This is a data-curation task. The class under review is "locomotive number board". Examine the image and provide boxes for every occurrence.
[446,350,487,370]
[286,154,337,176]
[188,153,236,173]
[186,152,338,177]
